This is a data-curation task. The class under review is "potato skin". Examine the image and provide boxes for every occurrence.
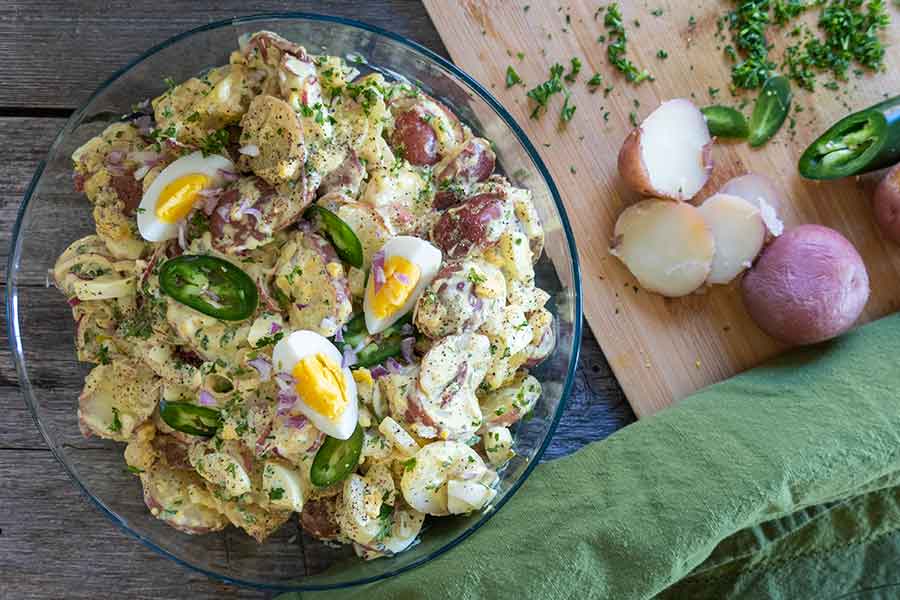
[741,224,869,345]
[617,128,659,199]
[873,164,900,244]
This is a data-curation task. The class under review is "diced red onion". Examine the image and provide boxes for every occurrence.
[456,281,466,291]
[372,250,386,294]
[201,191,221,216]
[469,295,483,311]
[386,357,402,373]
[341,345,357,369]
[216,205,231,223]
[204,289,221,302]
[248,357,272,382]
[400,323,414,336]
[276,388,297,415]
[133,165,150,180]
[198,390,216,406]
[296,303,308,310]
[401,337,415,364]
[67,297,81,307]
[285,415,308,429]
[134,115,154,136]
[129,150,162,166]
[479,203,502,223]
[269,322,282,335]
[320,317,337,332]
[106,150,125,164]
[238,144,260,157]
[370,365,389,379]
[334,326,344,343]
[218,168,239,182]
[394,272,410,285]
[244,207,264,224]
[177,220,188,251]
[275,372,296,391]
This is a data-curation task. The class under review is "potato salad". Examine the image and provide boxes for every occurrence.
[54,31,553,559]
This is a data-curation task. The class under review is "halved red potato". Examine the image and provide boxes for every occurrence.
[430,193,508,259]
[78,360,161,441]
[300,495,343,541]
[433,138,496,209]
[414,260,506,339]
[697,193,766,285]
[416,332,492,441]
[238,95,307,186]
[618,99,712,202]
[141,463,229,535]
[720,173,785,237]
[318,151,365,199]
[389,93,465,166]
[272,230,353,337]
[610,199,715,297]
[479,371,542,429]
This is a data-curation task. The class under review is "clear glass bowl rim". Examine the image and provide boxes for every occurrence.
[5,12,583,591]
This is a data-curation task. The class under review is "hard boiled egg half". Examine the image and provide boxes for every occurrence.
[364,236,442,334]
[273,330,358,440]
[137,151,235,242]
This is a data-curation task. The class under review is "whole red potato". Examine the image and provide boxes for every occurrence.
[873,163,900,244]
[741,224,869,345]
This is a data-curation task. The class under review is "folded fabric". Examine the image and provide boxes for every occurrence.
[289,313,900,600]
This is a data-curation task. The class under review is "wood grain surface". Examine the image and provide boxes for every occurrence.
[1,2,633,598]
[424,0,900,416]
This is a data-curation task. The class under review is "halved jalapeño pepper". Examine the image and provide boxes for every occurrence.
[159,400,221,437]
[310,424,364,487]
[159,255,258,321]
[701,105,750,139]
[306,205,364,269]
[799,95,900,180]
[748,75,792,148]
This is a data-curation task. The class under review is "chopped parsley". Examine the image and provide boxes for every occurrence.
[375,502,394,541]
[254,331,285,349]
[526,63,565,119]
[163,76,177,92]
[657,49,669,60]
[587,73,604,90]
[268,487,285,501]
[199,128,229,157]
[467,269,487,285]
[97,344,111,365]
[506,66,523,88]
[560,91,576,122]
[563,57,582,83]
[109,407,123,434]
[402,457,417,471]
[604,3,652,84]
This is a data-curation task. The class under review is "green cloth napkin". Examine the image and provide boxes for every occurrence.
[292,313,900,599]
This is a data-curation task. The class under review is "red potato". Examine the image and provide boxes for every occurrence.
[618,99,713,202]
[433,138,496,210]
[742,225,869,345]
[610,199,715,297]
[430,193,506,259]
[697,193,766,285]
[391,107,440,166]
[720,173,785,237]
[873,163,900,244]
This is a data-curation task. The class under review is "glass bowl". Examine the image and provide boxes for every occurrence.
[6,13,582,592]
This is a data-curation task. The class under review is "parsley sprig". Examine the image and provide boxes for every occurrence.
[604,4,653,84]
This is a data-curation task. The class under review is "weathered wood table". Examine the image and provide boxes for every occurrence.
[0,2,634,597]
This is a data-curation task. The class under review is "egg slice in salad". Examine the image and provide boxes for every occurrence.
[364,236,442,335]
[137,151,235,242]
[272,330,358,440]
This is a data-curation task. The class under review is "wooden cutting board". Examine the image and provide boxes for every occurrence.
[424,0,900,417]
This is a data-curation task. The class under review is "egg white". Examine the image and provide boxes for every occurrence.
[137,151,235,242]
[364,236,442,335]
[272,330,359,440]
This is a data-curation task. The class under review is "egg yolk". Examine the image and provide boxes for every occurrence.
[155,173,209,223]
[371,256,421,318]
[292,353,348,419]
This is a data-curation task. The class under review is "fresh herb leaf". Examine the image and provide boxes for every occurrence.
[199,129,229,157]
[506,65,523,88]
[564,57,582,82]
